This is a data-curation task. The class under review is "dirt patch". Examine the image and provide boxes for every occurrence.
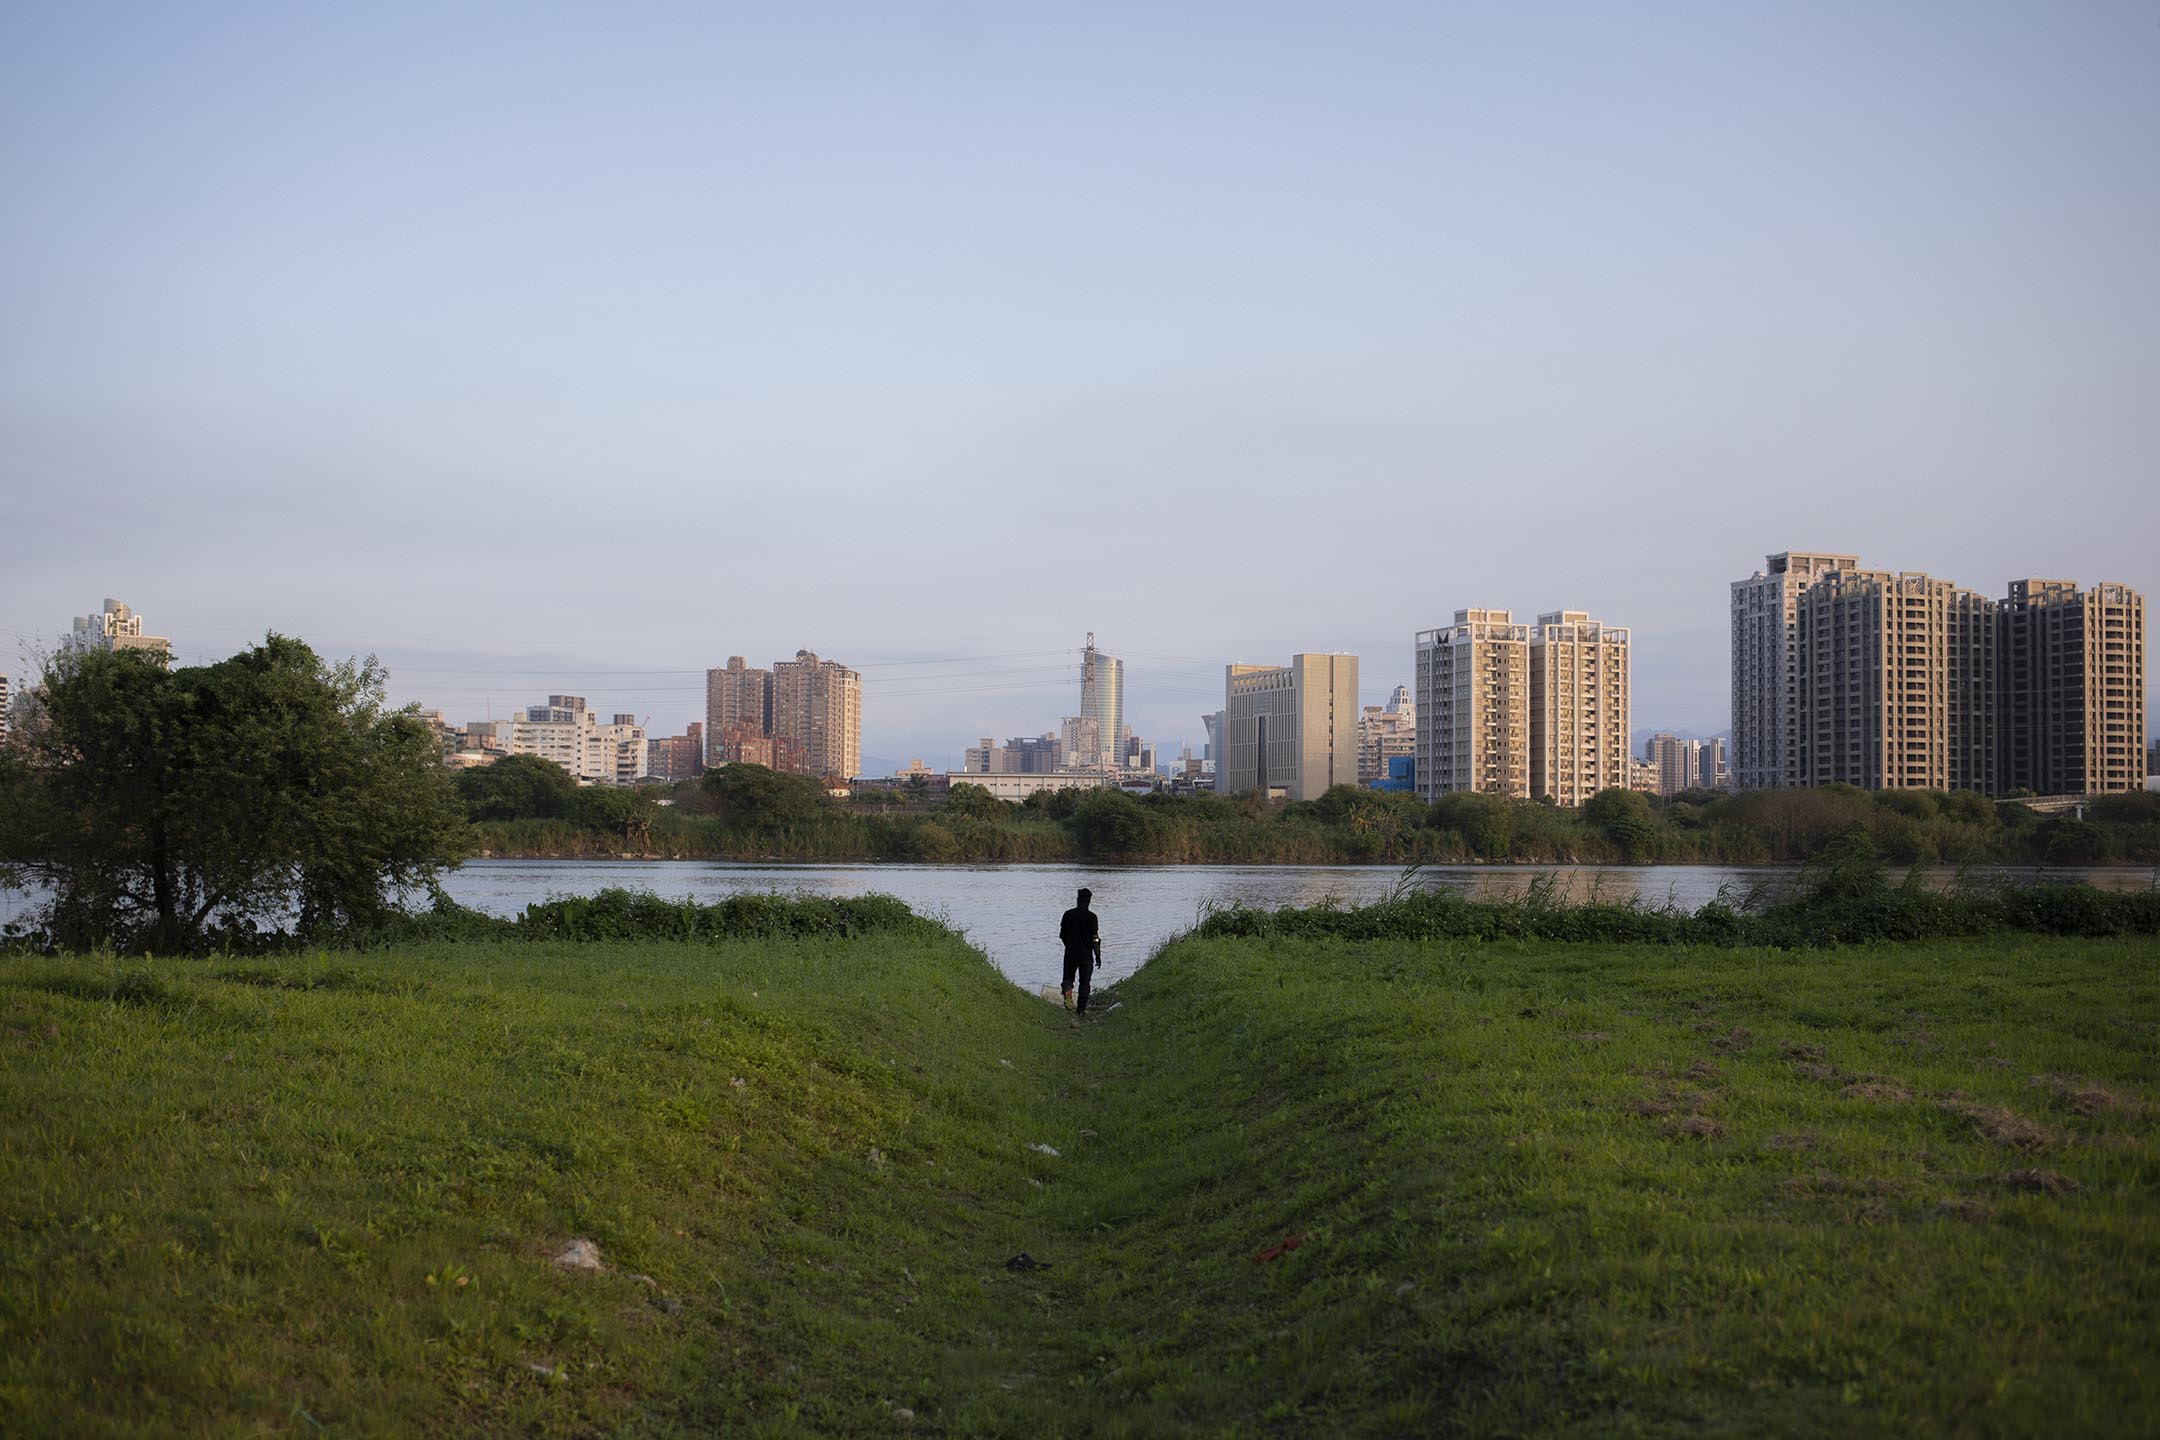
[1573,1031,1612,1046]
[1841,1080,1914,1104]
[1684,1060,1722,1081]
[1781,1042,1827,1062]
[1693,1025,1753,1053]
[1764,1133,1818,1152]
[1626,1097,1674,1118]
[2030,1075,2131,1117]
[1989,1168,2081,1195]
[1932,1197,1990,1222]
[1778,1171,1906,1200]
[1793,1063,1843,1084]
[1940,1101,2052,1150]
[1664,1115,1723,1140]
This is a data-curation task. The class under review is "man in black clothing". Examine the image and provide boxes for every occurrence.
[1058,888,1102,1015]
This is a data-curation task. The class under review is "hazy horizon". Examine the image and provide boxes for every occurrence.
[5,4,2156,769]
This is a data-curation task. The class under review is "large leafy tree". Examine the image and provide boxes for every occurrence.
[454,752,580,821]
[701,763,828,830]
[0,637,468,952]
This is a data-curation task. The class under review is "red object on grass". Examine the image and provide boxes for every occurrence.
[1253,1232,1310,1264]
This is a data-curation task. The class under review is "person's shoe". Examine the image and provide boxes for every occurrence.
[1061,989,1073,1011]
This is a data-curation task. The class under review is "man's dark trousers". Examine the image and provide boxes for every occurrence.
[1060,950,1094,1013]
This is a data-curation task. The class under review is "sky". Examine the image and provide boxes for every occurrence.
[4,2,2156,771]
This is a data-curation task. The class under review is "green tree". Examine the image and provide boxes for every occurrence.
[1066,789,1161,856]
[701,763,828,829]
[454,752,579,821]
[0,638,467,953]
[569,785,661,843]
[1582,787,1658,857]
[942,782,1009,820]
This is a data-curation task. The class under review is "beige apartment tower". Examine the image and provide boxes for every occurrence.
[1416,610,1531,800]
[1217,653,1359,802]
[704,657,772,767]
[1730,553,1862,789]
[1793,571,1999,792]
[771,650,862,782]
[2002,580,2146,795]
[1529,611,1631,807]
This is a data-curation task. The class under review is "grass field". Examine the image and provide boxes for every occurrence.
[2,929,2154,1436]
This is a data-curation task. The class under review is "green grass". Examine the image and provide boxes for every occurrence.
[2,930,2155,1436]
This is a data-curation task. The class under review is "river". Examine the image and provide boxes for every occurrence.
[6,859,2151,992]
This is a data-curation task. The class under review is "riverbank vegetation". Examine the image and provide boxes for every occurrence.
[464,760,2160,867]
[4,911,2153,1435]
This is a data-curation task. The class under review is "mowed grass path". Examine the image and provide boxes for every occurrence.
[1,932,2154,1436]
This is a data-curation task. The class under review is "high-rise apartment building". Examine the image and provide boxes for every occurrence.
[1739,555,2145,798]
[1416,610,1531,800]
[1643,733,1696,798]
[0,671,10,745]
[705,658,772,766]
[1730,553,1863,789]
[71,598,171,658]
[1792,571,1999,792]
[1356,685,1417,786]
[1079,634,1124,770]
[2001,580,2146,795]
[771,650,862,782]
[1529,611,1631,807]
[1217,653,1359,802]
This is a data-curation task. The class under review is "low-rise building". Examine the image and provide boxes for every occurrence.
[645,723,705,781]
[508,695,648,785]
[943,770,1116,803]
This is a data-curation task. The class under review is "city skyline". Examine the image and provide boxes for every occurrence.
[4,7,2158,768]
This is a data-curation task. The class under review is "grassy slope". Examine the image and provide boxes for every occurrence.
[2,933,2155,1437]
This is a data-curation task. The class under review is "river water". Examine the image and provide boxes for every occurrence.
[431,859,2154,990]
[6,859,2150,991]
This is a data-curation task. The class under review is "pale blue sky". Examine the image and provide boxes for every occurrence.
[4,3,2156,767]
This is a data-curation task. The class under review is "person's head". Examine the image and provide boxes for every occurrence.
[1076,887,1092,908]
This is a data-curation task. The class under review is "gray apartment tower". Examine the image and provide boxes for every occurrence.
[1730,552,1861,789]
[2001,580,2146,795]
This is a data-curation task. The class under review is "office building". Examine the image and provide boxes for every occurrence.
[2002,580,2147,796]
[1216,653,1358,802]
[1697,737,1729,790]
[1079,634,1124,770]
[963,734,1063,774]
[1356,686,1417,786]
[71,598,171,658]
[705,658,772,767]
[1416,610,1531,800]
[1529,611,1631,807]
[771,650,862,782]
[1730,553,1863,789]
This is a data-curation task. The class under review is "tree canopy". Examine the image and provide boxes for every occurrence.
[701,763,828,829]
[453,753,580,821]
[0,638,468,952]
